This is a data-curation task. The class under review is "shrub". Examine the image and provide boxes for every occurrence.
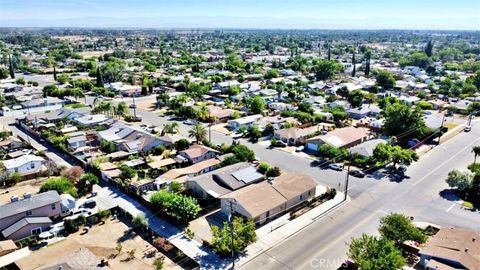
[60,166,84,182]
[257,162,270,174]
[64,219,79,233]
[40,177,78,197]
[266,166,281,177]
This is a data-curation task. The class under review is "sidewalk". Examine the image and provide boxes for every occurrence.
[236,192,348,267]
[93,185,228,269]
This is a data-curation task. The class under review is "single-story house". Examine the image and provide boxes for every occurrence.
[419,228,479,270]
[220,173,317,224]
[306,127,370,151]
[0,191,61,241]
[347,105,382,120]
[156,158,221,184]
[0,137,23,151]
[227,114,262,130]
[187,162,264,199]
[3,154,45,175]
[350,138,389,158]
[274,126,320,146]
[98,122,172,153]
[73,114,110,127]
[177,144,220,164]
[67,135,87,149]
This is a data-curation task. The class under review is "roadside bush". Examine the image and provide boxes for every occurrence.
[266,166,281,177]
[257,162,270,174]
[64,219,79,233]
[40,177,78,197]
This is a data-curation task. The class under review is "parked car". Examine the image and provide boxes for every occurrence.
[349,170,365,178]
[397,165,408,174]
[328,163,343,171]
[183,119,197,125]
[81,199,96,209]
[295,146,304,152]
[232,132,243,139]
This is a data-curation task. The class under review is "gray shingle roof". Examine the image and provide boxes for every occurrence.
[2,217,52,238]
[0,191,61,219]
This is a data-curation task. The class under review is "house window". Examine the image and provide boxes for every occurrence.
[26,210,32,216]
[300,194,303,200]
[31,227,42,236]
[30,163,35,169]
[14,168,18,173]
[51,203,56,210]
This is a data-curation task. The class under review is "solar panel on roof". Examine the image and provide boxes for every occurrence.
[232,167,263,184]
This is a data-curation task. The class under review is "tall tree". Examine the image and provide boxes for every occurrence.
[352,52,356,77]
[53,65,58,81]
[424,40,434,58]
[8,54,14,79]
[327,45,331,61]
[188,123,207,143]
[96,66,104,87]
[472,146,480,165]
[116,101,129,118]
[365,51,371,77]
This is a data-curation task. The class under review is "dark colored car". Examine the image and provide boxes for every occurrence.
[349,170,365,178]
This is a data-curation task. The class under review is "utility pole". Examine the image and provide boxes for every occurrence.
[344,152,352,201]
[438,112,446,144]
[228,200,236,269]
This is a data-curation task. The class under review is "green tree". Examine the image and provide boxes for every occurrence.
[313,60,342,81]
[174,139,190,151]
[472,146,480,165]
[8,54,15,79]
[247,125,262,142]
[383,103,426,138]
[0,67,9,79]
[132,213,148,230]
[266,166,281,177]
[425,40,434,57]
[152,256,165,270]
[211,217,257,257]
[188,122,207,143]
[116,101,129,118]
[150,191,201,222]
[247,96,265,114]
[390,145,419,167]
[378,213,427,246]
[162,122,179,135]
[375,70,396,90]
[230,144,255,162]
[100,140,116,153]
[348,234,406,270]
[77,173,99,195]
[446,170,473,191]
[119,164,137,180]
[40,177,77,197]
[347,90,364,108]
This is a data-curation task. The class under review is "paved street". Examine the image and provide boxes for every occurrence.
[239,123,480,270]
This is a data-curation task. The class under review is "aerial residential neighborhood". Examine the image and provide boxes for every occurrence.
[0,1,479,270]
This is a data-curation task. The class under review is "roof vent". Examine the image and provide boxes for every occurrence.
[23,192,32,199]
[10,196,19,203]
[465,248,469,253]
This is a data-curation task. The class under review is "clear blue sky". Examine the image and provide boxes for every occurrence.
[1,0,479,29]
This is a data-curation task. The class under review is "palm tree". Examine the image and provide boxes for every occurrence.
[162,122,179,135]
[472,146,480,164]
[188,123,207,144]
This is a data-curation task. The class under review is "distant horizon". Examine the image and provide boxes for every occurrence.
[1,0,479,30]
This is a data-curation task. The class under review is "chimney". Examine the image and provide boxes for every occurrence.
[10,196,19,203]
[23,192,31,199]
[473,238,476,242]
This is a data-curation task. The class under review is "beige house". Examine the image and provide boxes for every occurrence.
[220,173,317,224]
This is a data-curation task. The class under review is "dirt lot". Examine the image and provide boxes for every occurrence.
[16,219,180,270]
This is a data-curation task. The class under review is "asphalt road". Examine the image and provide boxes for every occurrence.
[20,95,477,269]
[239,123,480,270]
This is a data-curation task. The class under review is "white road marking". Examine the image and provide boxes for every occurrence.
[446,204,455,213]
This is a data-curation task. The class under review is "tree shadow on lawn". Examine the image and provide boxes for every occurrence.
[117,228,136,243]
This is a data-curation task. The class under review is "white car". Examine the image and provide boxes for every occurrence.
[328,163,343,171]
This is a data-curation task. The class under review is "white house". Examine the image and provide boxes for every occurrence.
[227,114,262,130]
[3,155,45,175]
